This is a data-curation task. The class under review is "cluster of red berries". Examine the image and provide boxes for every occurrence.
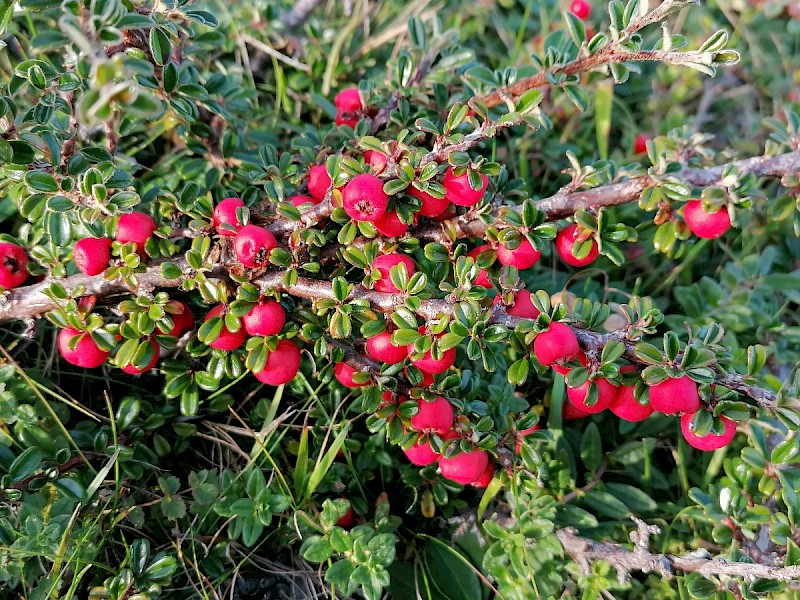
[72,211,158,276]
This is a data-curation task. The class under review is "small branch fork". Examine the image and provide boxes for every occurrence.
[557,518,800,587]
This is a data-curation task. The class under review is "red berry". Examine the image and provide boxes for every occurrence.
[334,362,368,388]
[442,167,488,207]
[243,301,286,337]
[467,245,493,288]
[570,0,592,19]
[496,237,541,270]
[404,437,440,466]
[566,377,616,414]
[373,210,408,237]
[683,200,732,239]
[430,204,457,222]
[73,237,112,276]
[204,305,247,351]
[633,133,649,155]
[116,212,157,250]
[364,150,388,174]
[57,326,109,368]
[121,340,160,375]
[648,375,700,415]
[409,331,457,375]
[472,462,495,488]
[404,367,435,387]
[552,350,588,376]
[409,186,450,217]
[556,224,599,267]
[335,112,358,128]
[372,253,416,293]
[493,289,540,319]
[254,339,301,385]
[439,447,489,485]
[533,322,579,366]
[680,411,737,451]
[366,330,408,364]
[335,504,355,528]
[515,424,541,454]
[158,301,195,337]
[289,195,319,209]
[0,242,29,289]
[233,224,278,268]
[308,165,332,201]
[342,174,389,222]
[213,198,246,236]
[410,396,454,434]
[609,365,653,422]
[334,87,363,113]
[563,398,591,420]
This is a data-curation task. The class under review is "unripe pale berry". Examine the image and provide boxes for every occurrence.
[254,339,301,386]
[442,167,488,207]
[372,253,416,293]
[158,301,195,337]
[566,377,616,414]
[366,330,408,364]
[533,322,579,366]
[556,224,599,267]
[233,224,277,268]
[404,437,440,466]
[342,174,389,222]
[308,165,332,201]
[410,396,454,434]
[648,375,700,415]
[213,198,246,236]
[57,326,109,368]
[633,133,649,155]
[334,362,368,388]
[204,305,247,351]
[122,340,160,375]
[570,0,592,19]
[493,289,540,319]
[364,150,388,174]
[289,195,319,209]
[0,242,29,289]
[471,462,495,488]
[609,365,653,422]
[73,237,112,276]
[373,210,408,237]
[439,447,489,485]
[683,200,732,239]
[680,411,737,451]
[116,212,157,251]
[496,237,541,270]
[243,301,286,336]
[409,186,450,217]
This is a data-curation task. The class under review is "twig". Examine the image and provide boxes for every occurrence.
[242,34,311,73]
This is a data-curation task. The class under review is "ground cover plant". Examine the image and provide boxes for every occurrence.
[0,0,799,598]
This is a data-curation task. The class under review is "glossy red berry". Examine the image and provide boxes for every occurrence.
[121,340,160,375]
[334,87,362,113]
[439,447,489,485]
[466,245,493,288]
[556,224,599,267]
[372,253,416,293]
[404,437,440,466]
[563,398,591,420]
[609,365,653,422]
[633,133,649,155]
[0,242,29,289]
[308,165,332,201]
[116,212,157,250]
[73,237,112,276]
[364,150,388,174]
[570,0,592,19]
[683,200,731,239]
[552,350,588,376]
[254,339,301,385]
[533,322,579,366]
[158,301,195,337]
[648,375,700,415]
[57,326,109,368]
[471,462,495,488]
[334,362,368,388]
[410,396,454,434]
[366,330,408,364]
[204,305,247,351]
[409,186,450,218]
[442,167,488,207]
[494,289,540,319]
[373,210,408,237]
[213,198,246,236]
[496,238,541,270]
[566,377,616,414]
[243,301,286,337]
[409,332,456,375]
[234,225,277,268]
[680,411,737,451]
[289,195,319,209]
[342,174,389,222]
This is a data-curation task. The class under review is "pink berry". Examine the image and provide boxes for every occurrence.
[243,301,286,337]
[0,242,29,289]
[442,167,488,207]
[158,301,195,337]
[404,437,440,466]
[364,150,388,174]
[493,289,540,319]
[533,322,579,366]
[409,186,450,218]
[404,367,435,387]
[73,237,112,276]
[570,0,592,19]
[552,350,588,376]
[234,224,278,268]
[342,174,389,222]
[334,362,368,388]
[683,200,732,239]
[57,326,109,368]
[609,365,653,422]
[496,237,541,270]
[467,245,493,288]
[372,253,416,293]
[366,330,408,364]
[334,87,363,113]
[563,399,591,420]
[648,375,700,415]
[116,212,157,250]
[409,345,456,375]
[566,377,616,414]
[122,340,160,375]
[680,411,737,451]
[410,396,454,434]
[439,447,489,485]
[373,210,408,237]
[213,198,246,236]
[254,339,301,385]
[204,305,247,351]
[556,224,599,267]
[471,462,495,488]
[633,133,649,155]
[308,165,332,201]
[289,195,319,209]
